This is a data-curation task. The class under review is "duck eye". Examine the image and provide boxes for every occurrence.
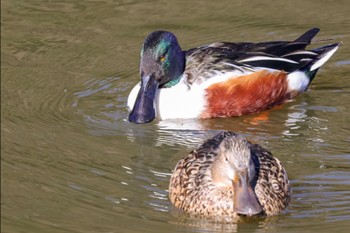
[159,55,166,62]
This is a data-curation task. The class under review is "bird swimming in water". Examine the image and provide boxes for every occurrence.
[169,131,290,218]
[128,28,340,124]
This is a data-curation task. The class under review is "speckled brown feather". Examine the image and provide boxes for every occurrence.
[169,131,290,218]
[250,143,290,216]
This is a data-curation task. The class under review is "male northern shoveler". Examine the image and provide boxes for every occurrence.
[128,28,340,123]
[169,131,290,218]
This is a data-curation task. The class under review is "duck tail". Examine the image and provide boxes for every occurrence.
[294,28,320,43]
[302,42,340,82]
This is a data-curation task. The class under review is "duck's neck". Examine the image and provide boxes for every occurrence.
[161,51,186,88]
[162,76,182,88]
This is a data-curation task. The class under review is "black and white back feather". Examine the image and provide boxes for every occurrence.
[184,28,340,84]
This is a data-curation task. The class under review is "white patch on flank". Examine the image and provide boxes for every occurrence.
[287,71,310,92]
[310,45,340,71]
[200,70,246,89]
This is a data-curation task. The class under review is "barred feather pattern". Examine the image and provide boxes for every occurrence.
[250,144,290,216]
[169,131,290,218]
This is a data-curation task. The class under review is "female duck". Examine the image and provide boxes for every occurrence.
[128,28,339,123]
[169,131,290,217]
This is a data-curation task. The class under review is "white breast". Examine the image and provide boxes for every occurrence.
[127,82,141,110]
[157,81,205,119]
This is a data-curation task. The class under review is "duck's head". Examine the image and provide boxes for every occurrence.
[128,31,185,124]
[211,135,263,216]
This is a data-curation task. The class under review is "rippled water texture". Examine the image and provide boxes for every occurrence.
[2,0,350,232]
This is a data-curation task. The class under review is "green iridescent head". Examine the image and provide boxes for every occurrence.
[129,31,185,124]
[140,31,185,87]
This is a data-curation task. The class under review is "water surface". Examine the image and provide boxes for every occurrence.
[2,0,350,232]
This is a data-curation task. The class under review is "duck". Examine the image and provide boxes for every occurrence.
[168,131,290,218]
[127,28,340,124]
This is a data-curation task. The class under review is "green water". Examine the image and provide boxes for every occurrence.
[2,0,350,232]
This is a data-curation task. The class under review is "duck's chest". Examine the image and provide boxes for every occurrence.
[156,83,206,119]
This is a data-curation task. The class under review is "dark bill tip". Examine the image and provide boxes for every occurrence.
[128,107,155,124]
[128,75,158,124]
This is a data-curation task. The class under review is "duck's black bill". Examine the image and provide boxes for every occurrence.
[233,170,263,216]
[128,75,158,124]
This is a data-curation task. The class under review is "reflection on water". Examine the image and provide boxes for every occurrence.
[71,70,350,231]
[2,0,350,232]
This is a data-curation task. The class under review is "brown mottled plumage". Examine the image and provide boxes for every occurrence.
[169,131,290,218]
